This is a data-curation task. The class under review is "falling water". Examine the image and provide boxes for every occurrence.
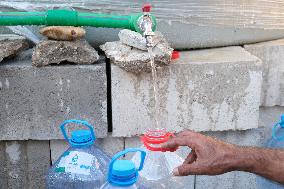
[148,47,160,128]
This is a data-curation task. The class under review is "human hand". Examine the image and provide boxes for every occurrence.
[161,130,239,176]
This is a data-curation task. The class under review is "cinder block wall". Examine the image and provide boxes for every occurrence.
[1,40,284,188]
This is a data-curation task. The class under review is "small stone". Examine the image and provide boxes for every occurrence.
[100,39,173,73]
[32,39,99,67]
[40,26,86,41]
[118,29,164,51]
[0,34,29,62]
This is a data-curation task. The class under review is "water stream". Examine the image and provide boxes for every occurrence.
[148,47,160,128]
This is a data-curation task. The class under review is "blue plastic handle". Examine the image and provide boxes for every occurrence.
[272,115,284,141]
[108,148,146,179]
[60,119,96,143]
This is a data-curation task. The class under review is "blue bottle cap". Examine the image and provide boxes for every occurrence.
[108,148,146,186]
[70,130,94,147]
[280,115,284,127]
[272,114,284,141]
[60,119,96,147]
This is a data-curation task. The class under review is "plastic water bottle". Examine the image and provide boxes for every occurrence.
[100,148,147,189]
[257,115,284,189]
[46,119,111,189]
[131,128,190,189]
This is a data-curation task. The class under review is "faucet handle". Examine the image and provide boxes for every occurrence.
[142,4,151,13]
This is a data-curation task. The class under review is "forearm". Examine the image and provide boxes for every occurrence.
[230,146,284,184]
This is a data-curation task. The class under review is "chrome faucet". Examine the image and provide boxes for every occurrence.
[138,4,155,47]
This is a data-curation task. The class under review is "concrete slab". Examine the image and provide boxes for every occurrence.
[0,140,50,189]
[0,34,28,63]
[196,172,257,189]
[32,39,99,67]
[245,39,284,106]
[100,39,172,73]
[50,135,124,164]
[0,57,107,140]
[111,47,262,137]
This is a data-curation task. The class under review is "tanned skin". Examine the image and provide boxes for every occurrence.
[161,130,284,185]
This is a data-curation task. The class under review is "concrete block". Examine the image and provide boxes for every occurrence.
[100,38,172,73]
[196,172,257,189]
[203,128,265,147]
[50,135,124,164]
[0,34,29,63]
[112,47,262,137]
[196,128,264,189]
[32,39,99,67]
[0,57,107,140]
[0,140,50,189]
[245,39,284,106]
[118,29,163,51]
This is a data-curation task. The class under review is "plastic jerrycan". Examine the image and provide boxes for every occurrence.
[257,115,284,189]
[45,119,111,189]
[131,128,190,189]
[100,148,147,189]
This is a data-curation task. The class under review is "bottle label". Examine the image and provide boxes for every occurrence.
[56,151,95,175]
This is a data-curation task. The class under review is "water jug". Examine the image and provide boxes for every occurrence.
[100,148,146,189]
[46,119,111,189]
[131,128,191,189]
[257,115,284,189]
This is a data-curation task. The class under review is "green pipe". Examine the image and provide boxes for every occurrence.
[0,9,156,34]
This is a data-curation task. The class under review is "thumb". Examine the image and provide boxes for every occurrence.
[173,163,200,176]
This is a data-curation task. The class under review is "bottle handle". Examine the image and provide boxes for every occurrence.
[272,115,284,141]
[108,148,146,179]
[60,119,96,143]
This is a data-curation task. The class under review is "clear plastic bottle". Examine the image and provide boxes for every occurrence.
[46,119,111,189]
[131,128,191,189]
[100,148,147,189]
[257,115,284,189]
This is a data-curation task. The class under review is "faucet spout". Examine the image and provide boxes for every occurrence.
[138,4,156,47]
[145,35,154,48]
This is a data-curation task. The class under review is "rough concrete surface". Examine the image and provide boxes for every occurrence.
[0,57,107,140]
[0,140,50,189]
[111,47,262,137]
[32,39,99,66]
[196,128,264,189]
[245,39,284,106]
[100,36,173,73]
[118,29,163,51]
[50,135,124,164]
[0,34,29,63]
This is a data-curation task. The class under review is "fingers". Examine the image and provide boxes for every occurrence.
[162,131,200,149]
[161,137,192,149]
[173,163,203,176]
[173,164,195,176]
[183,151,197,164]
